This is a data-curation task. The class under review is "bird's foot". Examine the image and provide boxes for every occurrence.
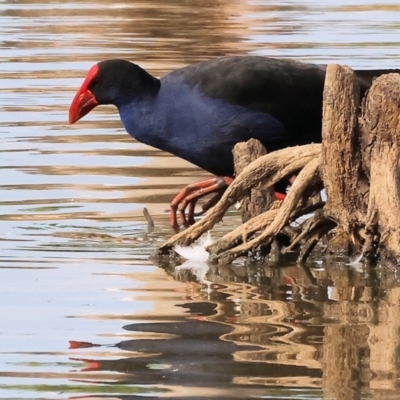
[275,192,286,201]
[169,174,296,230]
[170,176,233,230]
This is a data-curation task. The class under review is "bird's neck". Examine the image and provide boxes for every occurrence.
[113,75,160,109]
[117,94,164,146]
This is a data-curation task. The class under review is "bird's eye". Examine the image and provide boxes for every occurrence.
[91,78,102,87]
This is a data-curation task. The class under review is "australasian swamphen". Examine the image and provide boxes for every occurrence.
[68,56,397,229]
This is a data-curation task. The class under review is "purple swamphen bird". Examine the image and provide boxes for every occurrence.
[69,56,396,229]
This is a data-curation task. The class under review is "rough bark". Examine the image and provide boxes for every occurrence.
[209,157,323,264]
[207,207,280,256]
[207,201,324,258]
[360,73,400,258]
[233,139,275,222]
[322,64,368,238]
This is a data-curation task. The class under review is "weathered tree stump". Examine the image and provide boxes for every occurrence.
[322,65,368,243]
[157,65,400,266]
[360,73,400,258]
[233,138,276,222]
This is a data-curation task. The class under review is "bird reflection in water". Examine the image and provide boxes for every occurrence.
[69,300,320,400]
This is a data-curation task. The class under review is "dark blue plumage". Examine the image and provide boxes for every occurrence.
[118,77,287,176]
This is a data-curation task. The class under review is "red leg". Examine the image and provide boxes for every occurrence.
[170,176,233,230]
[169,174,297,229]
[275,191,286,201]
[170,178,220,230]
[194,190,225,216]
[179,195,200,228]
[186,198,198,226]
[178,181,229,224]
[274,174,298,201]
[183,189,225,227]
[178,177,233,226]
[184,189,227,225]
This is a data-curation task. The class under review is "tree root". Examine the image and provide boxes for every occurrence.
[294,214,336,263]
[158,144,321,253]
[206,205,280,256]
[207,157,323,264]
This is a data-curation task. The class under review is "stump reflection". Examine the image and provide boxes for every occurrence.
[156,258,400,399]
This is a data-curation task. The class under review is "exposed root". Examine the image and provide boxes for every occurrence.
[233,138,275,222]
[158,144,321,253]
[208,201,325,262]
[208,157,322,264]
[284,210,333,253]
[206,205,280,256]
[296,218,337,263]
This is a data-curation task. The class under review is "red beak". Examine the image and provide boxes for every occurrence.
[69,89,98,124]
[69,64,100,124]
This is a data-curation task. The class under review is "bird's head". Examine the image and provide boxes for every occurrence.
[69,59,160,124]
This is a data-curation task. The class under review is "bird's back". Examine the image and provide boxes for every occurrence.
[166,56,397,147]
[166,57,329,147]
[133,57,399,176]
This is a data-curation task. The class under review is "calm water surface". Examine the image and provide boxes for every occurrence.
[1,0,400,399]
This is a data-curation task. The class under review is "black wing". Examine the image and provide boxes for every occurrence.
[173,56,328,144]
[168,56,399,145]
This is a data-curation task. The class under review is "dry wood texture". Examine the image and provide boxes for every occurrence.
[233,138,275,222]
[361,73,400,257]
[322,65,368,232]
